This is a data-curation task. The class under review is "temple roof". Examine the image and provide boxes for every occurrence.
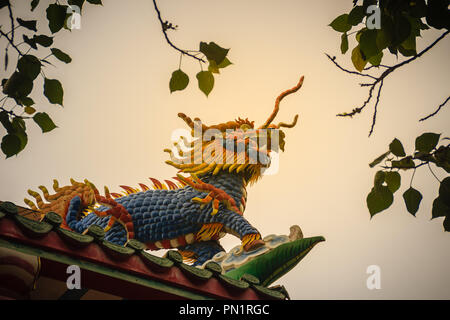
[0,201,286,300]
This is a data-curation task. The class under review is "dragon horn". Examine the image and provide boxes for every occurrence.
[178,113,208,131]
[259,76,304,129]
[178,113,195,129]
[273,114,299,129]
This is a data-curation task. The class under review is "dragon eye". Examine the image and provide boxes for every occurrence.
[240,124,251,131]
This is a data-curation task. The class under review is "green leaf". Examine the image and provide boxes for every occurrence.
[23,35,37,50]
[398,44,416,57]
[217,57,232,68]
[329,14,352,32]
[17,55,41,80]
[16,18,37,32]
[403,187,422,216]
[51,48,72,63]
[33,112,57,133]
[46,3,68,33]
[44,78,64,105]
[351,45,367,72]
[374,170,385,188]
[0,111,13,133]
[401,33,417,52]
[444,215,450,232]
[11,118,27,151]
[385,171,401,193]
[391,156,415,170]
[1,134,22,158]
[169,69,189,93]
[2,72,33,99]
[31,0,40,11]
[426,0,449,30]
[87,0,102,4]
[439,177,450,207]
[389,138,406,157]
[208,60,220,74]
[68,0,85,11]
[393,14,412,46]
[208,57,232,74]
[348,6,365,26]
[368,51,383,66]
[415,132,440,153]
[24,106,36,114]
[341,33,349,54]
[367,186,394,217]
[376,28,390,51]
[33,35,53,47]
[199,42,229,65]
[18,97,35,107]
[359,29,379,59]
[196,71,214,97]
[369,150,390,168]
[432,196,450,219]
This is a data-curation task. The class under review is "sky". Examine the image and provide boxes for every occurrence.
[1,0,449,299]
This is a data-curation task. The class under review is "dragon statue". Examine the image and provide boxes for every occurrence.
[23,76,324,284]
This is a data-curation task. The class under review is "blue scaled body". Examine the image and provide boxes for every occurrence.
[65,171,258,265]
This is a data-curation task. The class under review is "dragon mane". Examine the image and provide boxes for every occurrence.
[165,76,305,185]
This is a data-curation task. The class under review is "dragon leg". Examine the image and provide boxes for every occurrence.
[177,174,242,216]
[178,240,225,267]
[191,208,265,254]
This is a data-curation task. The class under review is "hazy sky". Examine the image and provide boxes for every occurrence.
[1,1,449,299]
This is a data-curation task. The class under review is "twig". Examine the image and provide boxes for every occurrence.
[364,64,391,71]
[0,106,31,119]
[0,29,23,56]
[427,162,441,183]
[337,81,377,117]
[419,95,450,122]
[329,30,449,135]
[325,53,377,80]
[368,79,383,137]
[7,2,14,45]
[409,168,416,187]
[152,0,205,63]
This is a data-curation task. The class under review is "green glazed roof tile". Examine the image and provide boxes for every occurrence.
[101,240,135,261]
[126,239,146,251]
[56,227,94,247]
[43,212,62,228]
[178,263,213,281]
[218,274,249,290]
[204,261,222,275]
[85,224,105,242]
[0,211,5,220]
[165,250,183,264]
[13,214,52,238]
[268,285,290,300]
[0,201,18,216]
[139,250,174,272]
[252,284,286,300]
[240,273,260,285]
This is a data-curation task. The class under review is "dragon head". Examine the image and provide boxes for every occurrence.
[165,76,304,185]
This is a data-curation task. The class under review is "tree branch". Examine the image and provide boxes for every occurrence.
[419,95,450,122]
[7,1,15,45]
[329,30,450,135]
[0,29,23,56]
[325,53,377,80]
[152,0,205,63]
[368,80,383,137]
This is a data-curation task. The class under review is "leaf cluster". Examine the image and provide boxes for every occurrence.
[367,133,450,231]
[169,42,232,97]
[0,0,102,158]
[330,0,448,71]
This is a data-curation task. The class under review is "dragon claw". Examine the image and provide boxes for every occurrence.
[177,174,243,216]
